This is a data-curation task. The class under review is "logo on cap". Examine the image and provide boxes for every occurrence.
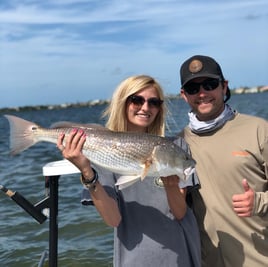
[189,59,203,73]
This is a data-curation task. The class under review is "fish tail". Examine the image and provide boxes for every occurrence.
[4,115,40,155]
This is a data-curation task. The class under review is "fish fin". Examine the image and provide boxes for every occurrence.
[140,158,153,180]
[115,175,141,190]
[184,166,195,179]
[50,121,76,129]
[4,115,39,155]
[50,122,108,131]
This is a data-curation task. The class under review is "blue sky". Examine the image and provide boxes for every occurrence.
[0,0,267,108]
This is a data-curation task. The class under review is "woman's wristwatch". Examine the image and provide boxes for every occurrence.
[80,168,99,192]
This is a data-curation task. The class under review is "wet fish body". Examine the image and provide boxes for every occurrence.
[4,115,195,189]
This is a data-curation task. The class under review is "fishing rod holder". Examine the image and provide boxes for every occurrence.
[0,185,48,224]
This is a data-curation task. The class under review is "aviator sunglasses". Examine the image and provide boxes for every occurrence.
[127,95,163,108]
[183,78,221,95]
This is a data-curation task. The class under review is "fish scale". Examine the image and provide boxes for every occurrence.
[82,131,157,175]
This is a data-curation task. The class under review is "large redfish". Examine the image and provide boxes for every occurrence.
[4,115,195,189]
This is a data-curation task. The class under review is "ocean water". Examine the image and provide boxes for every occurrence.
[0,93,267,267]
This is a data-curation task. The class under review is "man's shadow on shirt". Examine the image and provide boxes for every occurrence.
[190,190,246,266]
[251,226,268,256]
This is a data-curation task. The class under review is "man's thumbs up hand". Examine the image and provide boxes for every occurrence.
[232,179,255,217]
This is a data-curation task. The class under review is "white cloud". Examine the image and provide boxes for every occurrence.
[0,0,267,107]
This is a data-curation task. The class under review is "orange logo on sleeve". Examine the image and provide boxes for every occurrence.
[232,151,250,157]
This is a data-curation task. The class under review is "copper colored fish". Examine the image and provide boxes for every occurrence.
[5,115,195,189]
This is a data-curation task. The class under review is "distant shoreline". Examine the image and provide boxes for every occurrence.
[1,85,267,113]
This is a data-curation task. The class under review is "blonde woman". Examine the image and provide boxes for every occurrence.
[57,75,200,267]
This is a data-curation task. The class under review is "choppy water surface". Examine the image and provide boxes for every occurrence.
[0,93,267,266]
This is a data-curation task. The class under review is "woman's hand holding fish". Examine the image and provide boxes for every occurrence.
[161,175,187,220]
[57,128,94,179]
[161,175,180,187]
[57,128,122,226]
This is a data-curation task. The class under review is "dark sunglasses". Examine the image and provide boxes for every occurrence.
[183,78,221,95]
[127,95,163,108]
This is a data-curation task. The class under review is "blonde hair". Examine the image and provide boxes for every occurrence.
[103,75,166,136]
